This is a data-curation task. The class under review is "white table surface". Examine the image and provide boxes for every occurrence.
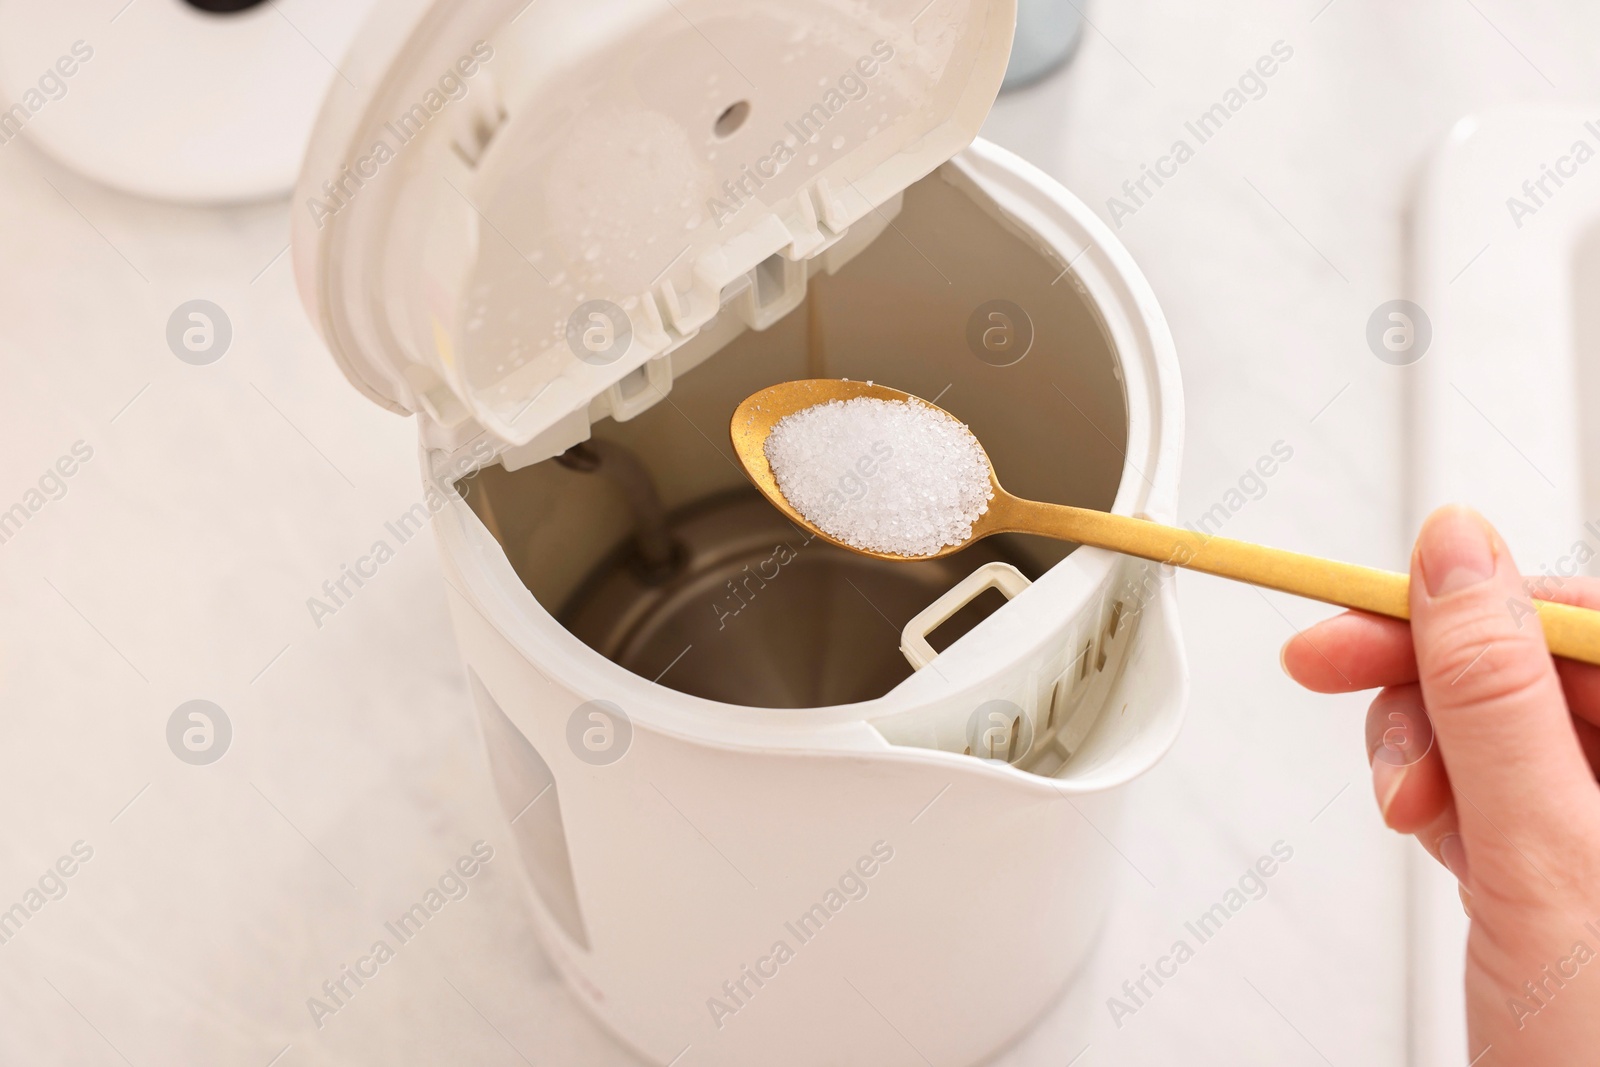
[2,1,1596,1064]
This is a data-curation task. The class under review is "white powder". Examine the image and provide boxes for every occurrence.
[764,396,994,557]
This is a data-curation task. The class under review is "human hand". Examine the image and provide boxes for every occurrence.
[1282,506,1600,1064]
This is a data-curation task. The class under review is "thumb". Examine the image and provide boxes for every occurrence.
[1410,506,1593,836]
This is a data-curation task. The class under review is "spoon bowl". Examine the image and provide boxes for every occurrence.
[730,378,1007,561]
[730,378,1600,667]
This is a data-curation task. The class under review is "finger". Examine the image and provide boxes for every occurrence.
[1554,655,1600,730]
[1523,573,1600,611]
[1281,577,1600,695]
[1409,506,1597,844]
[1576,716,1600,778]
[1366,685,1452,833]
[1413,802,1465,875]
[1527,578,1600,727]
[1415,804,1471,915]
[1282,611,1417,693]
[1363,686,1470,908]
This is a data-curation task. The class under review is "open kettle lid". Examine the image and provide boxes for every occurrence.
[293,0,1016,446]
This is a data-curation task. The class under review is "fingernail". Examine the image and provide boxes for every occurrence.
[1373,759,1407,824]
[1459,883,1473,918]
[1439,833,1470,883]
[1279,640,1293,678]
[1419,507,1497,596]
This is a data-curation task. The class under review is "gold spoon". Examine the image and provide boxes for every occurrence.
[730,378,1600,667]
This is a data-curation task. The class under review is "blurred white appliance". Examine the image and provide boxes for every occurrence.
[0,0,378,202]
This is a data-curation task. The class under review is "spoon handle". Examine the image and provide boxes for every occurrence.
[1001,498,1600,667]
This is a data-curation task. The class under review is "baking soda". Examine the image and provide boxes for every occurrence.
[764,397,993,557]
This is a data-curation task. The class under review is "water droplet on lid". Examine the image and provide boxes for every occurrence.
[807,153,819,166]
[831,136,845,150]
